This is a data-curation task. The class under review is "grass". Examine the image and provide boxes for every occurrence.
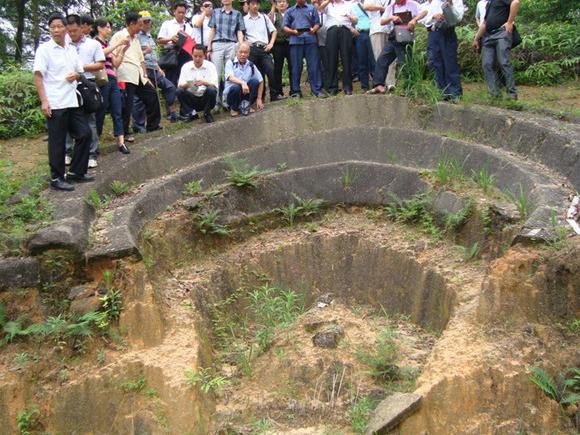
[184,367,229,394]
[341,166,357,189]
[505,184,532,218]
[433,155,465,185]
[224,156,270,189]
[110,180,130,197]
[445,199,474,232]
[464,241,481,261]
[385,193,442,240]
[16,405,40,435]
[274,194,325,227]
[183,179,203,196]
[193,209,231,236]
[350,395,376,434]
[120,375,147,393]
[85,189,112,210]
[472,167,496,194]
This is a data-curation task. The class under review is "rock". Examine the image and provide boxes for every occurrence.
[68,285,93,300]
[304,318,337,333]
[312,325,344,348]
[0,257,40,290]
[365,392,422,435]
[6,186,33,206]
[521,324,535,335]
[316,292,335,305]
[182,197,203,211]
[429,190,469,226]
[489,202,520,225]
[69,296,102,315]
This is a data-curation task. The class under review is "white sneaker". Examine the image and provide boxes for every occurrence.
[65,155,72,166]
[88,158,98,169]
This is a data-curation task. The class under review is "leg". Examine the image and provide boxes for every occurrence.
[123,82,138,136]
[304,43,322,95]
[339,27,353,93]
[355,33,370,89]
[226,84,243,111]
[284,42,293,93]
[108,76,125,141]
[289,45,304,96]
[326,27,340,94]
[67,108,92,176]
[46,109,68,180]
[132,96,146,131]
[427,30,447,94]
[372,41,397,88]
[441,27,462,98]
[481,36,500,97]
[200,86,217,114]
[246,78,260,106]
[87,112,99,157]
[319,45,330,92]
[177,88,196,116]
[495,31,517,97]
[135,80,161,132]
[96,82,109,137]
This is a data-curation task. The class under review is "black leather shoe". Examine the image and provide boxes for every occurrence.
[118,143,131,154]
[204,113,215,123]
[66,172,96,182]
[50,178,75,191]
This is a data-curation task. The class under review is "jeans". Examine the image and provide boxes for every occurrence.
[370,32,397,87]
[427,27,462,98]
[289,43,322,96]
[481,29,517,97]
[225,78,260,111]
[319,45,330,92]
[96,75,124,139]
[354,30,375,89]
[272,41,292,96]
[373,39,411,87]
[177,86,218,115]
[47,107,91,180]
[249,45,276,100]
[326,26,354,94]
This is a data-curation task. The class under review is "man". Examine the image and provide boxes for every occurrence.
[158,2,194,86]
[415,0,464,101]
[33,13,94,191]
[269,0,292,99]
[80,15,94,36]
[64,14,105,169]
[207,0,246,104]
[224,42,264,116]
[364,0,397,91]
[318,0,358,95]
[192,1,214,47]
[111,11,161,147]
[244,0,278,102]
[473,0,519,99]
[283,0,325,98]
[352,0,375,90]
[133,10,178,126]
[475,0,488,26]
[177,45,219,123]
[311,0,331,94]
[367,0,421,94]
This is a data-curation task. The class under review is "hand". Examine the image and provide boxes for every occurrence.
[193,80,204,86]
[392,15,402,24]
[433,13,444,21]
[351,29,360,36]
[308,27,317,34]
[159,69,165,77]
[171,34,179,42]
[407,20,416,31]
[503,21,514,33]
[294,29,301,35]
[65,72,78,82]
[41,100,52,118]
[241,82,250,94]
[256,98,264,110]
[265,43,273,52]
[472,37,480,51]
[206,49,212,60]
[143,45,153,54]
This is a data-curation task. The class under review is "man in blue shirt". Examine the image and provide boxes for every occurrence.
[352,0,375,90]
[224,42,264,116]
[283,0,326,98]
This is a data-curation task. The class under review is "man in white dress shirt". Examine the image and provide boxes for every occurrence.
[177,45,219,123]
[158,1,194,86]
[33,13,93,191]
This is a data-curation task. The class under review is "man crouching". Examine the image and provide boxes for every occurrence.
[223,42,264,117]
[33,13,95,191]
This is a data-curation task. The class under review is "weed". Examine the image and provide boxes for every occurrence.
[110,180,130,197]
[85,189,112,210]
[184,367,229,394]
[472,167,496,195]
[387,150,397,163]
[292,193,325,217]
[529,366,580,407]
[546,210,570,249]
[505,184,531,218]
[16,405,40,435]
[252,418,274,434]
[97,348,106,366]
[445,199,474,231]
[276,162,288,172]
[286,96,302,106]
[434,155,465,185]
[385,193,442,240]
[101,289,122,321]
[305,222,318,232]
[13,351,29,368]
[275,202,302,227]
[194,209,231,236]
[341,166,357,189]
[183,179,203,196]
[357,328,399,381]
[202,188,222,199]
[566,319,580,334]
[120,375,147,393]
[224,156,270,188]
[465,241,481,261]
[365,208,382,220]
[350,396,376,434]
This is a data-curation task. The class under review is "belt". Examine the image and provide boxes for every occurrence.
[357,29,370,33]
[487,26,505,35]
[213,39,236,43]
[329,25,351,30]
[252,41,268,49]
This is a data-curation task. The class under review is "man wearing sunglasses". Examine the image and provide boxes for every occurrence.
[193,2,214,47]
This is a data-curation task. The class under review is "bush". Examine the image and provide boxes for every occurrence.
[0,67,44,139]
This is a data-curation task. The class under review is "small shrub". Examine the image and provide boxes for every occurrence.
[101,289,122,321]
[350,396,376,434]
[183,179,203,196]
[341,166,357,189]
[85,189,112,210]
[16,405,41,435]
[120,375,147,393]
[194,209,231,236]
[530,366,580,407]
[184,367,229,393]
[110,180,130,197]
[472,167,496,195]
[434,155,465,185]
[445,199,474,231]
[275,202,303,227]
[292,193,325,217]
[385,194,442,240]
[224,156,270,188]
[357,328,399,381]
[465,241,481,261]
[505,184,531,218]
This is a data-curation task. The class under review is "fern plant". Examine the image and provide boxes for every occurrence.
[530,366,580,407]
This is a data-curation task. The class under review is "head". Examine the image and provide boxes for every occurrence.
[275,0,288,12]
[48,13,66,44]
[125,11,143,36]
[241,0,249,13]
[173,2,188,22]
[192,44,206,67]
[236,42,251,63]
[140,10,152,31]
[95,18,113,40]
[296,0,306,7]
[201,1,214,16]
[248,0,260,14]
[80,15,94,35]
[66,14,83,43]
[221,0,233,8]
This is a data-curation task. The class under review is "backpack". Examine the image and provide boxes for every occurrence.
[76,75,103,114]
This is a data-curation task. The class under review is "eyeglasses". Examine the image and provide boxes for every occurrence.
[49,24,65,30]
[203,4,213,7]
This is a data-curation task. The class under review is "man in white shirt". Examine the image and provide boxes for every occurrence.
[244,0,278,102]
[318,0,358,95]
[64,14,105,169]
[158,1,195,86]
[33,13,94,191]
[177,45,219,123]
[192,2,213,47]
[364,0,397,90]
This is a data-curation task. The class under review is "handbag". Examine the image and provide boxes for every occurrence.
[159,47,178,70]
[511,25,522,48]
[94,68,108,87]
[76,75,103,114]
[394,26,414,43]
[441,1,463,27]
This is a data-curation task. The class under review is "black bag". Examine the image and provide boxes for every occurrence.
[511,25,522,48]
[159,47,179,69]
[76,75,103,114]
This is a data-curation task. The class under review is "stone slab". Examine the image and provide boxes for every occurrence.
[365,392,422,435]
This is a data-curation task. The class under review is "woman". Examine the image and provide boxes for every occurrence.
[94,18,131,154]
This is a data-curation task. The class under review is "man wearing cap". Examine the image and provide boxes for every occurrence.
[207,0,246,105]
[177,45,219,123]
[283,0,325,98]
[158,1,194,86]
[244,0,278,102]
[133,10,178,126]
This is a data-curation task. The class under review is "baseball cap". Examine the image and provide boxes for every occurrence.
[139,10,152,20]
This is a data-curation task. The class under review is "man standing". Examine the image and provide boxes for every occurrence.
[244,0,278,102]
[269,0,292,99]
[134,11,178,124]
[365,0,397,91]
[352,0,375,91]
[283,0,325,98]
[318,0,358,95]
[33,13,93,191]
[111,12,161,148]
[64,14,105,169]
[207,0,246,104]
[473,0,519,99]
[192,1,214,47]
[224,42,264,116]
[157,2,194,86]
[177,45,219,123]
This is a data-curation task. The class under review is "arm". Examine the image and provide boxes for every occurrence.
[504,0,519,33]
[193,14,204,28]
[472,22,486,50]
[83,61,105,72]
[34,71,51,118]
[318,0,331,12]
[256,80,264,109]
[364,0,385,12]
[206,27,215,59]
[237,29,245,44]
[268,3,276,22]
